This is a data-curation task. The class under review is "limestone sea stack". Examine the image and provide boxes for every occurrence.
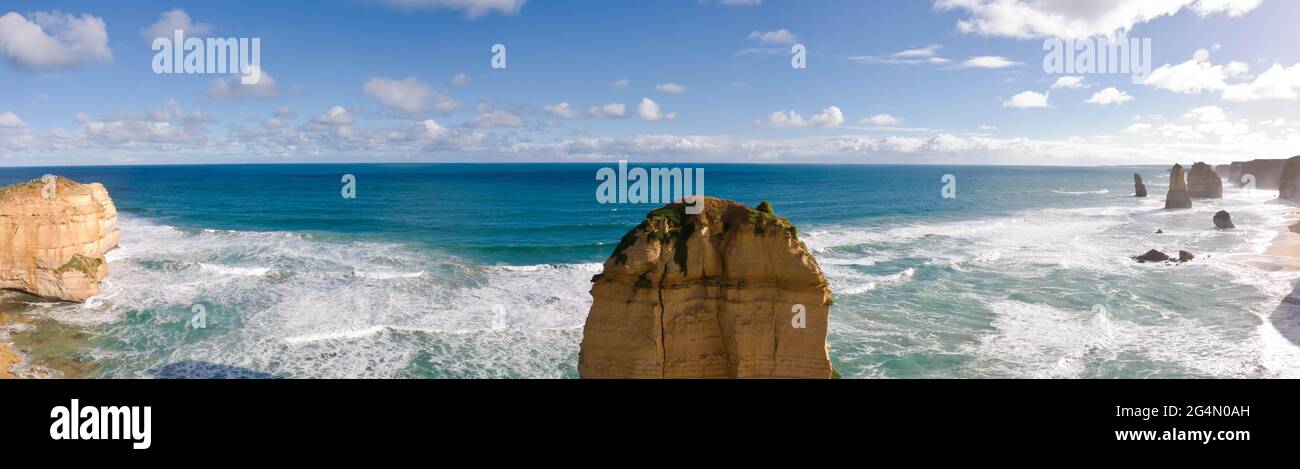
[1277,155,1300,201]
[579,198,833,378]
[0,177,119,302]
[1133,174,1147,197]
[1186,162,1223,198]
[1164,164,1192,210]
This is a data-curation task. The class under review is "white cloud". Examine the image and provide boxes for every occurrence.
[936,0,1264,39]
[362,76,460,114]
[1086,87,1134,105]
[544,102,582,118]
[1222,62,1300,101]
[0,112,25,128]
[141,9,214,41]
[1143,49,1249,94]
[1051,76,1085,89]
[655,83,687,94]
[0,11,113,70]
[1003,90,1050,108]
[894,45,942,58]
[746,28,798,45]
[609,78,630,89]
[637,98,677,121]
[588,103,628,119]
[313,106,354,126]
[472,109,524,128]
[759,106,844,128]
[450,73,470,86]
[955,56,1022,69]
[206,66,281,99]
[378,0,528,18]
[861,114,902,126]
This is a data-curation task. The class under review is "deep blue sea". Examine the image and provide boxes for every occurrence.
[2,164,1299,378]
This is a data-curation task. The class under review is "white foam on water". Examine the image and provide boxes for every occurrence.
[36,216,598,378]
[1053,189,1110,195]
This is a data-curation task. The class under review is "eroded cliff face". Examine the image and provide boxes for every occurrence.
[1279,156,1300,201]
[0,177,119,302]
[1187,162,1223,198]
[1239,159,1287,189]
[578,198,833,379]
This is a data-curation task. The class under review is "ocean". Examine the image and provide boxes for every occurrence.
[2,163,1298,378]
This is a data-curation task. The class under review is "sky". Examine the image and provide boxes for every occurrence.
[0,0,1298,166]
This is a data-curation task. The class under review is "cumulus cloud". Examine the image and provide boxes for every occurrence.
[313,106,354,126]
[1142,49,1249,94]
[1085,87,1134,105]
[848,45,953,66]
[378,0,528,18]
[746,28,798,45]
[206,66,281,99]
[609,78,630,89]
[637,98,677,121]
[1003,90,1050,108]
[860,114,902,126]
[141,9,214,41]
[936,0,1264,39]
[759,106,844,128]
[0,11,113,70]
[544,102,582,118]
[362,76,461,114]
[450,73,470,86]
[0,112,25,128]
[1222,62,1300,101]
[588,103,628,119]
[655,83,687,94]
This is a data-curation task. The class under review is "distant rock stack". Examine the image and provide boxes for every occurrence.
[1240,159,1288,189]
[1133,173,1147,197]
[1165,164,1192,210]
[1278,155,1300,201]
[1229,162,1244,185]
[1186,162,1223,198]
[1213,211,1235,229]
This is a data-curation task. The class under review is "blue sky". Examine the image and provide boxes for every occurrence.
[1,0,1298,165]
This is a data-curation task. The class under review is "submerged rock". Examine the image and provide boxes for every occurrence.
[1133,173,1147,197]
[579,197,833,378]
[1187,162,1223,198]
[1135,249,1171,263]
[1213,210,1235,229]
[1164,164,1192,209]
[0,177,119,302]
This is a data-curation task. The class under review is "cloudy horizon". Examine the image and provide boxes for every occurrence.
[1,0,1298,167]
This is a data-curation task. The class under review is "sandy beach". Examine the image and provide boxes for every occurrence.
[1262,208,1300,271]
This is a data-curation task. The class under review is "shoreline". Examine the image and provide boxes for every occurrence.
[1262,208,1300,271]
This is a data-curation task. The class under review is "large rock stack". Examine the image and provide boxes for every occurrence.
[1165,164,1192,210]
[1186,162,1223,198]
[1134,174,1147,197]
[579,198,833,378]
[0,177,120,302]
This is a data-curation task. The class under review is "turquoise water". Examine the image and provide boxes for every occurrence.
[2,164,1298,378]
